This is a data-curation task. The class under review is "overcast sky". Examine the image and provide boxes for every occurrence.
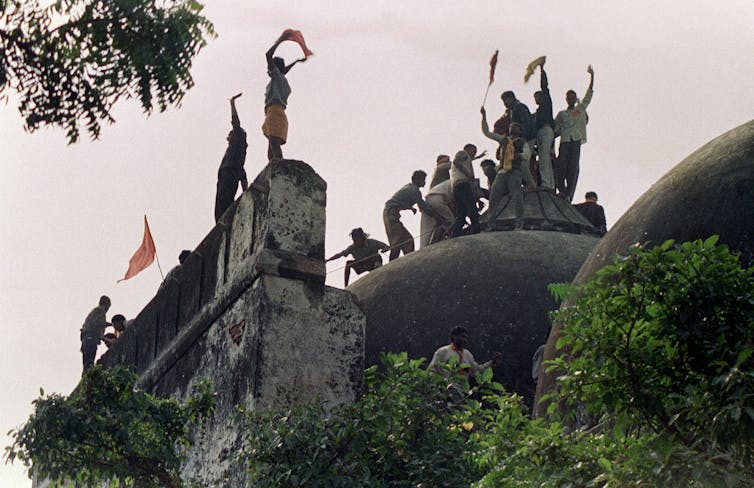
[1,1,753,485]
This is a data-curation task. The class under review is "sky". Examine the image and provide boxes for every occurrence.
[1,0,753,485]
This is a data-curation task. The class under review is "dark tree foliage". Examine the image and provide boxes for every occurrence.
[237,353,497,487]
[0,0,215,143]
[549,237,754,471]
[5,366,215,487]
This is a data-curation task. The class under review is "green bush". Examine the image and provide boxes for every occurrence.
[237,352,497,487]
[8,238,753,487]
[5,366,214,487]
[549,237,754,470]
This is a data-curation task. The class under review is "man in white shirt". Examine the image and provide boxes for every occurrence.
[449,144,486,237]
[554,65,594,201]
[429,326,502,396]
[420,179,455,248]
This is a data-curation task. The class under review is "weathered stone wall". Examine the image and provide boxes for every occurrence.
[98,160,365,485]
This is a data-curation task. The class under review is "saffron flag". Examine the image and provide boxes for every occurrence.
[118,215,156,283]
[524,55,546,83]
[488,50,499,86]
[282,29,314,58]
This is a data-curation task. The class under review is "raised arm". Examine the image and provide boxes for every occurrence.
[229,93,242,129]
[581,65,595,108]
[481,107,504,143]
[472,150,488,161]
[540,65,549,92]
[283,57,307,75]
[240,169,248,191]
[587,64,594,91]
[266,35,285,69]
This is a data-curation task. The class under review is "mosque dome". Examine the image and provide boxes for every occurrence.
[348,190,601,404]
[533,119,754,416]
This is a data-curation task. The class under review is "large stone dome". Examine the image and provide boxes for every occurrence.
[533,119,754,416]
[348,228,600,404]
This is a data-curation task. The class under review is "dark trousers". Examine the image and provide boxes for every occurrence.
[556,140,581,201]
[81,336,99,373]
[215,169,240,222]
[451,182,480,237]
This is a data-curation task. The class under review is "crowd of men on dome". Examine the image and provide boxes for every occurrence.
[329,57,607,286]
[78,35,608,377]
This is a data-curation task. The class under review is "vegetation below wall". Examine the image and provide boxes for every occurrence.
[7,237,753,487]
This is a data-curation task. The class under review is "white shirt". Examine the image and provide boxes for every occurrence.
[555,87,593,144]
[450,150,475,188]
[429,344,492,376]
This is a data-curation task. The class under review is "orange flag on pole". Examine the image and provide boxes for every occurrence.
[118,215,156,282]
[282,28,314,58]
[488,50,499,86]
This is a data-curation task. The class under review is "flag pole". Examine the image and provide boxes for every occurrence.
[148,215,165,280]
[481,84,492,107]
[155,251,165,281]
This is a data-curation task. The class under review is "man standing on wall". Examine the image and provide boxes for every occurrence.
[262,30,311,162]
[80,295,111,374]
[215,93,248,222]
[554,65,595,201]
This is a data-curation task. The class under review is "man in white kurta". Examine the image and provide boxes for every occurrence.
[419,179,455,248]
[429,326,502,395]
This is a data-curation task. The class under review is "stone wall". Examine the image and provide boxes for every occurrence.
[98,160,365,485]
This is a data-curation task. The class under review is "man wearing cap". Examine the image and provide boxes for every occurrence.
[80,295,111,373]
[574,191,607,236]
[326,228,389,286]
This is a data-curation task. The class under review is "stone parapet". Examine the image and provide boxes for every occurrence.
[96,160,364,483]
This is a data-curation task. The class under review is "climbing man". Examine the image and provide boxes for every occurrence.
[383,170,447,261]
[215,93,248,222]
[326,228,389,286]
[420,178,456,248]
[262,30,310,161]
[80,295,111,374]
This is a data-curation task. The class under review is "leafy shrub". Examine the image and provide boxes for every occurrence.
[237,352,497,487]
[5,366,214,487]
[549,237,754,468]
